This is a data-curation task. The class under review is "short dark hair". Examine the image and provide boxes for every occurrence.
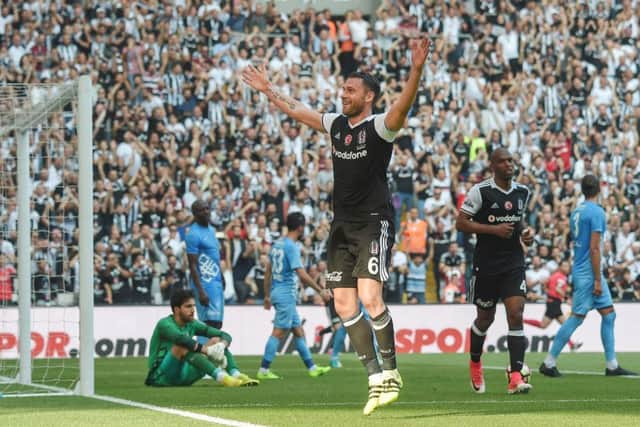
[347,71,381,102]
[170,289,194,312]
[581,174,600,198]
[286,212,306,230]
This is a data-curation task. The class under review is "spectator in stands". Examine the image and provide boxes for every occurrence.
[438,241,466,302]
[0,253,16,305]
[2,0,640,307]
[159,254,188,304]
[400,207,428,256]
[406,252,430,304]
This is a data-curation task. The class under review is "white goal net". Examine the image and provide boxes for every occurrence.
[0,77,93,397]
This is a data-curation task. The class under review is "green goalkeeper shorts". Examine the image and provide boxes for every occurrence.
[147,352,205,386]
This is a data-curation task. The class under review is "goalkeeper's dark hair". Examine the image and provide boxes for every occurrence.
[581,174,600,198]
[347,71,381,102]
[286,212,306,231]
[171,289,195,312]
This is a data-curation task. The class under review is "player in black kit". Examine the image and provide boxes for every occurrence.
[456,148,534,395]
[242,37,431,415]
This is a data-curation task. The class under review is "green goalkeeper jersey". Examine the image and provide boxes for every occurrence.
[147,315,231,373]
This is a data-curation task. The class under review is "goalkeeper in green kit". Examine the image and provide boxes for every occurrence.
[145,289,259,387]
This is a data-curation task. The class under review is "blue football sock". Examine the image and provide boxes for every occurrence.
[295,336,315,369]
[332,326,347,358]
[261,335,280,370]
[550,315,584,359]
[601,311,617,364]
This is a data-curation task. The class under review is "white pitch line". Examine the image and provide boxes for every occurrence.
[91,394,269,427]
[485,365,640,378]
[2,391,73,398]
[173,397,640,410]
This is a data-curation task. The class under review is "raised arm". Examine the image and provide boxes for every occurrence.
[242,64,324,132]
[384,37,431,131]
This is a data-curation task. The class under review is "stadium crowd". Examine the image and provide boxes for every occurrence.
[1,0,640,306]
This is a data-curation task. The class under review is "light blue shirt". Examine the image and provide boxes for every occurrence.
[406,261,426,293]
[269,237,302,301]
[185,223,222,286]
[570,201,606,279]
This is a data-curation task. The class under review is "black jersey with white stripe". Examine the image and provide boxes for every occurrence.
[461,178,530,274]
[322,113,398,222]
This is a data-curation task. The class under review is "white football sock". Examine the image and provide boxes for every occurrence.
[544,354,556,368]
[368,372,383,385]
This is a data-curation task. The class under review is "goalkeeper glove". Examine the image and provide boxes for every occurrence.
[206,342,226,363]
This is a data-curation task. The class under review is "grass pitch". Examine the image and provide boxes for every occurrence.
[2,353,639,426]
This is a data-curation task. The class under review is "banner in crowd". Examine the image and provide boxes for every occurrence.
[1,304,638,358]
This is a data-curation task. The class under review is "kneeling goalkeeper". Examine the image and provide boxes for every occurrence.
[145,289,258,387]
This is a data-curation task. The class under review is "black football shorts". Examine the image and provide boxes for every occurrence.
[326,219,394,288]
[545,298,564,319]
[469,267,526,310]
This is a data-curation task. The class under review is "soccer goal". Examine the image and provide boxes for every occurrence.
[0,76,93,397]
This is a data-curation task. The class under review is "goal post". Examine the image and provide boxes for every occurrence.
[0,75,93,397]
[78,75,94,396]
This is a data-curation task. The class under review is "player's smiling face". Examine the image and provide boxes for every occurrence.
[341,78,373,117]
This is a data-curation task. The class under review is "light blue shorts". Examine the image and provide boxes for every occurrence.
[190,280,224,322]
[572,275,613,315]
[272,299,302,329]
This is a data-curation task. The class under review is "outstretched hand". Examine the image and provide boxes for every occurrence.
[409,37,432,69]
[241,63,270,93]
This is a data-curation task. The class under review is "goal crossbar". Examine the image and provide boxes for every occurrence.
[0,82,78,137]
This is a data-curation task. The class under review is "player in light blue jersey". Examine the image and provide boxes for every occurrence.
[186,200,259,385]
[258,212,332,380]
[186,200,225,330]
[540,175,637,377]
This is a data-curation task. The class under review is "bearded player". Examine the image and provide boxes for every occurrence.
[145,289,258,387]
[243,37,432,414]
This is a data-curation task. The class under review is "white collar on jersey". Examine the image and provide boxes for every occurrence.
[346,114,375,129]
[489,177,518,195]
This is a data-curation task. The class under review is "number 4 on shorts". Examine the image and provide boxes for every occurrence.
[520,280,526,293]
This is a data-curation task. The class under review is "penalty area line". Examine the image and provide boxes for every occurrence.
[91,394,269,427]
